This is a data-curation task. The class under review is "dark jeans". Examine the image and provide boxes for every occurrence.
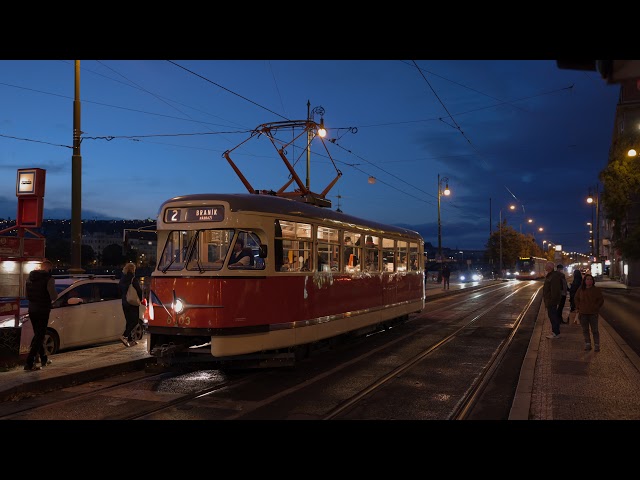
[569,291,577,311]
[557,295,567,321]
[443,277,450,289]
[546,305,561,335]
[26,308,50,366]
[122,304,139,342]
[579,313,600,346]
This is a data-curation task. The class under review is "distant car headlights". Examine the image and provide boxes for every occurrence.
[460,272,482,282]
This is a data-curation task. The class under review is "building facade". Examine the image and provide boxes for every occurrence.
[610,78,640,286]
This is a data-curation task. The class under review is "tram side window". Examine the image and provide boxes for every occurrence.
[409,242,420,271]
[317,225,339,272]
[364,235,380,272]
[344,232,361,273]
[277,220,312,272]
[396,240,408,272]
[382,237,396,272]
[229,231,263,269]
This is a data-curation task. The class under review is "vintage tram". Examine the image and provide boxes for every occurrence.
[145,193,425,367]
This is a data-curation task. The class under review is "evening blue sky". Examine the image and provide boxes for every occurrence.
[0,60,619,253]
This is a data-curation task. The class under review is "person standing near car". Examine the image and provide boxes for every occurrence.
[24,259,58,371]
[118,262,142,347]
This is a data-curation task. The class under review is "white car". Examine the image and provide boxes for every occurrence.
[0,275,145,356]
[459,271,484,283]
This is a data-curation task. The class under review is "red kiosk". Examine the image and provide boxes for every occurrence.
[0,168,46,369]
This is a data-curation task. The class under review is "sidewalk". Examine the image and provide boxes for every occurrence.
[509,277,640,420]
[0,337,153,402]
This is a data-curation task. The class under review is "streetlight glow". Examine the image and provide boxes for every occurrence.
[587,185,600,260]
[437,174,451,275]
[499,204,516,278]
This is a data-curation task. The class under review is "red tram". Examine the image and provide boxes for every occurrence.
[146,193,425,367]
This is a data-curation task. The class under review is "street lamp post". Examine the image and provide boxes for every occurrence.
[587,185,600,261]
[437,174,451,275]
[499,204,515,278]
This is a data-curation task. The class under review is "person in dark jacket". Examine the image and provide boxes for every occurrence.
[441,264,451,290]
[557,264,569,324]
[25,259,58,371]
[118,262,142,347]
[575,273,604,351]
[569,268,583,314]
[543,261,563,339]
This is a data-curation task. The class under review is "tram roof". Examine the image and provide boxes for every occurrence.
[159,193,423,241]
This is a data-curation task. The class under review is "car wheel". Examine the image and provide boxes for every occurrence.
[131,321,144,341]
[43,329,60,356]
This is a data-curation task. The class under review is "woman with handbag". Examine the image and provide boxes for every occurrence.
[118,262,142,347]
[574,273,604,352]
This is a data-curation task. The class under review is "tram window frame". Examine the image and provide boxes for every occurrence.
[343,231,361,273]
[228,230,263,270]
[277,220,312,272]
[382,237,396,272]
[409,242,420,271]
[185,229,233,271]
[317,226,339,272]
[158,230,195,272]
[363,235,380,272]
[396,240,408,272]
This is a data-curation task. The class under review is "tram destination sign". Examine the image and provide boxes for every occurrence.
[164,206,225,223]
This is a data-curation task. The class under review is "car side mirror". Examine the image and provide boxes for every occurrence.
[67,297,84,305]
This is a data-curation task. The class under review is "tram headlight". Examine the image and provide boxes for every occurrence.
[173,298,185,314]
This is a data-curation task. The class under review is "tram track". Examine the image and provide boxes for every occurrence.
[1,282,542,420]
[321,282,538,419]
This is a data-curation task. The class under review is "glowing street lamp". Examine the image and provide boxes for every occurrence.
[499,204,516,278]
[437,174,451,273]
[587,185,600,260]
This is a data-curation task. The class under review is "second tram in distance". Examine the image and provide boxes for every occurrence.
[514,256,547,280]
[146,193,425,367]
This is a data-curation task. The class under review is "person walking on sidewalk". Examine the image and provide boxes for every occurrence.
[557,264,569,323]
[24,259,58,371]
[441,264,451,290]
[568,268,582,322]
[118,262,142,347]
[575,273,604,352]
[543,261,563,339]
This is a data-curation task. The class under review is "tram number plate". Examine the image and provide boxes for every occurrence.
[165,206,225,223]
